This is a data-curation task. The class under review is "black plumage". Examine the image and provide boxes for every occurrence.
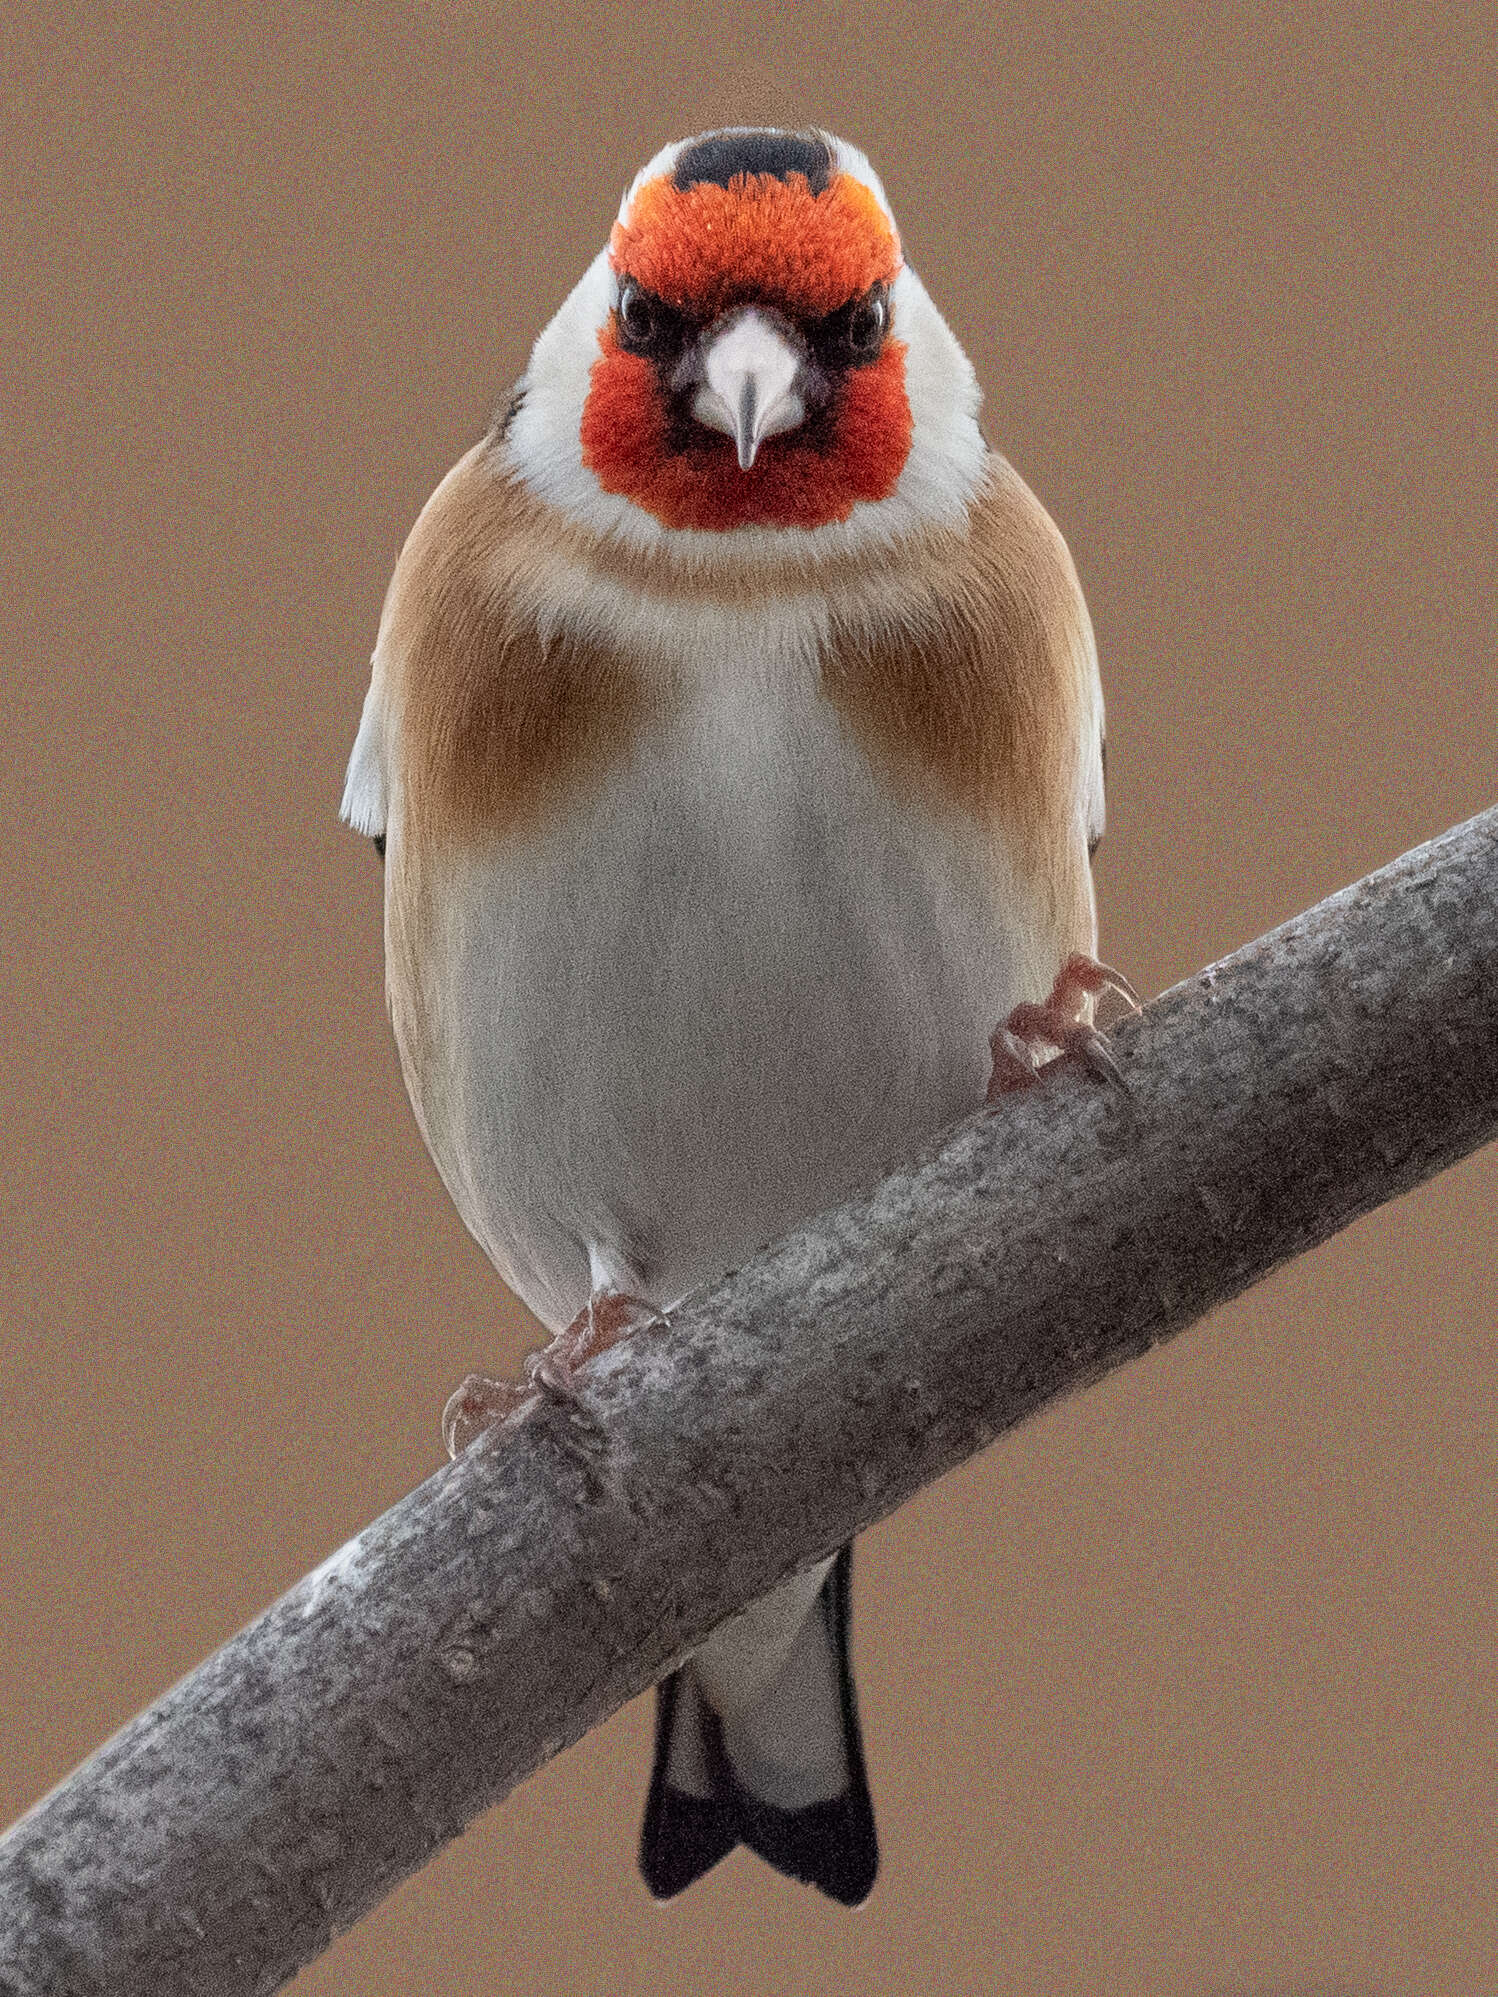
[672,129,833,197]
[639,1546,878,1906]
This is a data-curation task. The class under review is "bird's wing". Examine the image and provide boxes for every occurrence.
[340,676,387,844]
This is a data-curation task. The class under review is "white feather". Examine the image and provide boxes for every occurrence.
[1073,595,1106,856]
[691,1556,846,1810]
[339,677,387,839]
[405,611,1059,1335]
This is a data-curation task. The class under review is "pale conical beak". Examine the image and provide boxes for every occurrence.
[691,309,806,470]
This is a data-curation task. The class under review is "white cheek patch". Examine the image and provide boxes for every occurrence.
[504,249,617,520]
[885,265,986,529]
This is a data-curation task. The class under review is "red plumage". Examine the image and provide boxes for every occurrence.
[581,331,913,531]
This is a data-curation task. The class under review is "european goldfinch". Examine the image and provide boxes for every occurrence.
[342,127,1128,1906]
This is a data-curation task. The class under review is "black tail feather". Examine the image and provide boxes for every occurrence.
[639,1669,740,1898]
[638,1546,878,1906]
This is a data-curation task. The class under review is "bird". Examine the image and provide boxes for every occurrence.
[340,125,1132,1907]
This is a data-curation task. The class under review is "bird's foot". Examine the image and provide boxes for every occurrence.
[441,1289,667,1459]
[986,951,1142,1100]
[441,1372,532,1459]
[525,1289,667,1401]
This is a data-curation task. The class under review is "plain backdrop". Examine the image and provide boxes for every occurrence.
[3,5,1495,1994]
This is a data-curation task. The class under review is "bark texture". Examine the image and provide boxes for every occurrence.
[2,807,1495,1997]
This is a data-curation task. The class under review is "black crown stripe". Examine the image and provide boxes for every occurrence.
[671,129,833,197]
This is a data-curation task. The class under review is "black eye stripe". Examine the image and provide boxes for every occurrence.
[611,281,890,378]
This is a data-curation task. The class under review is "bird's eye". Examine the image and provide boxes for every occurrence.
[809,284,890,369]
[845,287,888,358]
[616,281,663,351]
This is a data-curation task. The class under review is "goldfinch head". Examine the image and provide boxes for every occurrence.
[505,129,987,559]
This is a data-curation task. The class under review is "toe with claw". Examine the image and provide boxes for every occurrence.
[443,1287,667,1458]
[986,951,1142,1103]
[525,1289,667,1403]
[442,1372,532,1459]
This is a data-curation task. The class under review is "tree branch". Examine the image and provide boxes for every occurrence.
[3,808,1496,1996]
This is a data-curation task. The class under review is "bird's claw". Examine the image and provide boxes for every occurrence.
[986,951,1140,1101]
[442,1372,531,1459]
[443,1290,667,1457]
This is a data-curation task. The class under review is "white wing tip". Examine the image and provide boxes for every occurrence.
[340,680,388,838]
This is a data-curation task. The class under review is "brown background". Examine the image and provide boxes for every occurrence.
[3,4,1495,1993]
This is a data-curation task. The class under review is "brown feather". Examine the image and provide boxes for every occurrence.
[381,444,1095,1051]
[377,443,661,1155]
[819,456,1097,948]
[382,442,658,855]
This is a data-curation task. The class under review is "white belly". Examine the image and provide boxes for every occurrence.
[401,665,1060,1331]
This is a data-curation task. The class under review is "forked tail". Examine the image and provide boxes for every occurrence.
[639,1545,878,1906]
